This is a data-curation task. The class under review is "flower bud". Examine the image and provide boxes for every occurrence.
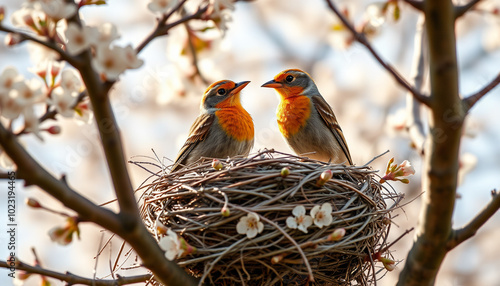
[4,33,22,46]
[221,206,230,217]
[380,257,396,271]
[320,169,332,181]
[316,169,332,187]
[179,237,196,255]
[280,167,290,178]
[328,228,346,241]
[26,198,42,208]
[212,159,223,170]
[47,126,61,135]
[271,254,285,264]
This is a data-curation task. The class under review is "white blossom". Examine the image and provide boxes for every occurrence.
[11,7,41,28]
[92,45,136,80]
[210,0,235,15]
[65,22,91,55]
[74,101,93,124]
[39,0,76,21]
[236,212,264,239]
[59,69,83,92]
[22,107,43,140]
[286,205,313,233]
[310,203,333,228]
[158,229,182,261]
[9,79,44,107]
[0,94,24,119]
[148,0,179,14]
[85,23,120,48]
[122,45,144,69]
[28,43,59,63]
[48,87,77,118]
[0,67,23,94]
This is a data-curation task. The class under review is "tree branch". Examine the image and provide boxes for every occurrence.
[397,0,464,284]
[0,25,81,68]
[455,0,482,18]
[405,15,427,155]
[62,12,199,286]
[325,0,431,106]
[135,0,208,54]
[403,0,424,11]
[0,260,151,286]
[462,72,500,112]
[447,189,500,250]
[0,123,124,231]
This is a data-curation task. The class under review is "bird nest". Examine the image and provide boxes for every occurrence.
[137,150,403,286]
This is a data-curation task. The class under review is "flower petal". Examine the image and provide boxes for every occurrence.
[321,203,332,214]
[286,216,297,229]
[292,205,306,217]
[236,217,248,234]
[247,227,258,238]
[310,205,320,218]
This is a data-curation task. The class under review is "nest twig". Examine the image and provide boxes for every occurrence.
[136,149,403,286]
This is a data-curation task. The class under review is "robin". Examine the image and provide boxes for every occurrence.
[261,69,353,165]
[171,80,254,172]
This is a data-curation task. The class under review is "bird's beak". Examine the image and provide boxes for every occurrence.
[261,79,283,88]
[230,81,250,96]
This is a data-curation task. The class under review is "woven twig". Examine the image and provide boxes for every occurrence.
[137,150,403,286]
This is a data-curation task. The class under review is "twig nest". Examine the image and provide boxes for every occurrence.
[139,150,401,285]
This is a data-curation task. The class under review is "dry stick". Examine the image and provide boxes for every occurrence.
[204,193,315,282]
[324,0,430,106]
[405,14,428,155]
[199,237,248,285]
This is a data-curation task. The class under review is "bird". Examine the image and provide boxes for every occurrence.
[171,80,254,172]
[261,68,353,165]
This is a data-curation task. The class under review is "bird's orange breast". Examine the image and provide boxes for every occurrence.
[215,106,254,142]
[277,96,311,138]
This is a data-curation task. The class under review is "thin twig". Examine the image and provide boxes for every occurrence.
[0,260,151,286]
[135,0,207,54]
[0,25,80,67]
[403,0,424,11]
[184,23,209,85]
[205,193,315,283]
[447,189,500,250]
[406,14,427,154]
[463,72,500,112]
[324,0,431,106]
[455,0,483,18]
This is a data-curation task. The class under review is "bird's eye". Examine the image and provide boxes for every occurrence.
[217,88,226,96]
[286,75,294,82]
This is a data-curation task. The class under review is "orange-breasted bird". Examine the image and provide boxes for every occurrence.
[171,80,254,172]
[262,69,353,165]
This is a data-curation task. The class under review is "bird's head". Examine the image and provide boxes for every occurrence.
[202,80,250,110]
[261,69,319,99]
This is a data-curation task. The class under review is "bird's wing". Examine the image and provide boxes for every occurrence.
[311,95,353,165]
[171,113,215,172]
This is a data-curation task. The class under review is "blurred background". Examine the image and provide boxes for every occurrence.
[0,0,499,285]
